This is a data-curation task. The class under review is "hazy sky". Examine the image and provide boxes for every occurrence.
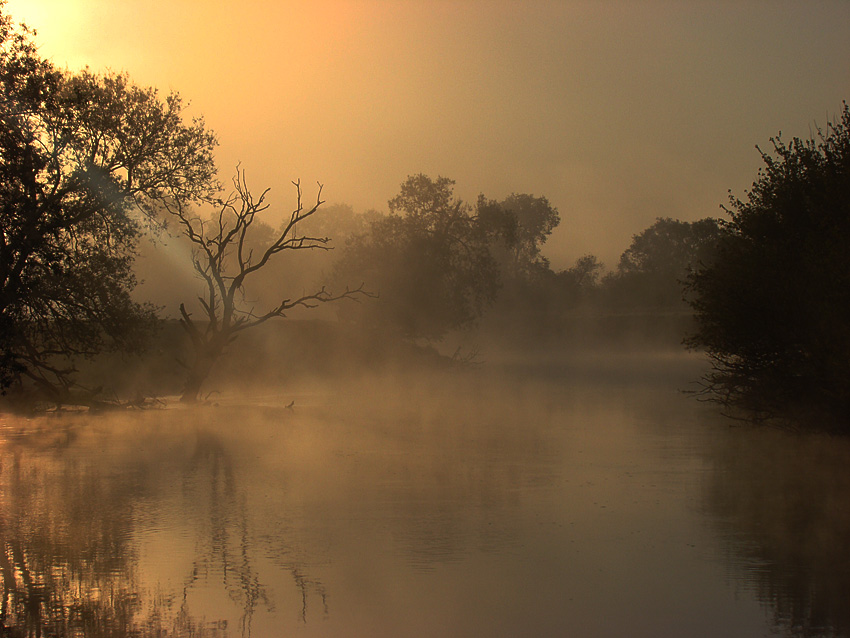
[7,0,850,268]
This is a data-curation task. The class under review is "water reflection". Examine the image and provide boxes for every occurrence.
[1,361,849,637]
[703,426,850,637]
[0,413,323,636]
[0,420,156,637]
[180,430,271,635]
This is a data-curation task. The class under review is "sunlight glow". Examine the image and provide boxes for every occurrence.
[5,0,94,67]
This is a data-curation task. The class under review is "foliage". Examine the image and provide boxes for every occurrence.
[556,254,604,308]
[687,103,850,430]
[566,254,604,288]
[171,170,368,402]
[477,192,560,274]
[333,175,499,340]
[604,217,724,311]
[460,192,562,340]
[0,6,218,405]
[617,217,723,277]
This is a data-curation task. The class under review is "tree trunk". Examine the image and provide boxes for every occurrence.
[180,349,219,403]
[180,366,208,403]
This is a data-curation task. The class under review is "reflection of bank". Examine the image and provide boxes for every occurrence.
[0,413,325,636]
[702,426,850,637]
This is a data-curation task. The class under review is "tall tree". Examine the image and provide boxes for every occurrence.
[171,169,368,403]
[476,193,560,275]
[687,103,850,430]
[473,193,562,339]
[0,7,218,405]
[333,175,499,340]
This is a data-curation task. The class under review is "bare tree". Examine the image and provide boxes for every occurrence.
[171,169,369,402]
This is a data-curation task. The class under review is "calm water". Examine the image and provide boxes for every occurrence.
[1,353,848,637]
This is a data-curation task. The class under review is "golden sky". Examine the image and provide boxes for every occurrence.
[7,0,850,267]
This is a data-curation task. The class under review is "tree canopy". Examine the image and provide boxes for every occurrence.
[476,192,560,274]
[687,103,850,430]
[0,8,218,404]
[334,175,500,340]
[604,217,724,311]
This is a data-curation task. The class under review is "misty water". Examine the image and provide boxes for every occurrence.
[1,352,848,637]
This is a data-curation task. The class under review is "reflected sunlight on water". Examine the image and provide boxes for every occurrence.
[1,355,848,637]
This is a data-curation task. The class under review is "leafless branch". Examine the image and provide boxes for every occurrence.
[173,169,373,402]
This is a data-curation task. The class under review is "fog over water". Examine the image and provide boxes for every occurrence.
[2,3,849,636]
[2,354,848,637]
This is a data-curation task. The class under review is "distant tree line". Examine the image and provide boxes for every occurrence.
[2,3,848,432]
[313,178,724,344]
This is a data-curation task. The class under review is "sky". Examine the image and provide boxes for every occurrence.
[6,0,850,268]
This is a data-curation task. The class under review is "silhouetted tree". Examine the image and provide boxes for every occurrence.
[556,254,604,308]
[0,8,218,406]
[603,217,724,311]
[171,169,368,402]
[333,175,499,340]
[476,192,560,275]
[499,193,560,268]
[468,192,564,341]
[687,103,850,430]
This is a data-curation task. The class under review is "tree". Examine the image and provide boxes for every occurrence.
[687,103,850,430]
[565,254,604,288]
[0,7,218,405]
[476,192,560,275]
[556,254,604,308]
[604,217,724,311]
[171,169,368,403]
[333,175,499,340]
[473,192,571,340]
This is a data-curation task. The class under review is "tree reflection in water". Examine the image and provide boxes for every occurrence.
[182,430,326,630]
[704,426,850,638]
[0,413,324,637]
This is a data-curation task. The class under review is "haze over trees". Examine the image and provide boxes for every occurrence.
[687,103,850,431]
[169,169,367,403]
[0,3,731,413]
[473,192,565,337]
[327,175,722,348]
[2,3,847,435]
[602,217,725,311]
[332,175,501,340]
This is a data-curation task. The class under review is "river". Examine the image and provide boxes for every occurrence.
[1,351,848,637]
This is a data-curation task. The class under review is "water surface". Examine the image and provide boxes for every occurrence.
[1,354,848,637]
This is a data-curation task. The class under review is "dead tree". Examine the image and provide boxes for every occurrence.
[171,169,369,403]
